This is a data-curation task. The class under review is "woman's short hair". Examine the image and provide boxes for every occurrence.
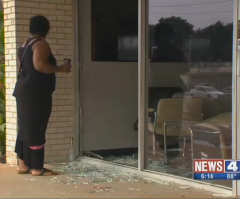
[29,15,50,37]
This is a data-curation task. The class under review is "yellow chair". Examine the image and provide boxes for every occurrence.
[148,97,203,162]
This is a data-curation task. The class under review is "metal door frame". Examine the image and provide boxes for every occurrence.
[72,0,81,157]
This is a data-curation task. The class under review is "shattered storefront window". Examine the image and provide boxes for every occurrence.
[24,160,168,195]
[82,147,231,188]
[53,161,141,185]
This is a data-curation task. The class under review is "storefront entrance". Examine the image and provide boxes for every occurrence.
[78,0,138,160]
[75,0,240,195]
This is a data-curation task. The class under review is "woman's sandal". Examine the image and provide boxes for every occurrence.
[17,168,31,174]
[32,168,59,176]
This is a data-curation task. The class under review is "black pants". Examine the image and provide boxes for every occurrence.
[15,136,44,170]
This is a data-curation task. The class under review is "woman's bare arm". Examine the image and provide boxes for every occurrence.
[32,40,61,74]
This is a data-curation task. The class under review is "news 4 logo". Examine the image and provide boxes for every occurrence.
[194,159,240,173]
[225,160,240,172]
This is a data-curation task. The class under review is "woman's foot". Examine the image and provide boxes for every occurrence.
[17,159,31,174]
[18,168,31,174]
[31,168,59,176]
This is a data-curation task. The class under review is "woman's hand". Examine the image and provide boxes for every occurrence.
[59,64,71,73]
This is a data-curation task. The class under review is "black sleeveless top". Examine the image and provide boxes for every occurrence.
[13,38,56,98]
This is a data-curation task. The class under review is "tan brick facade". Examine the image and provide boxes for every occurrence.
[3,0,74,164]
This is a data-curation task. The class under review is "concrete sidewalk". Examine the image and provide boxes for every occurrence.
[0,163,230,198]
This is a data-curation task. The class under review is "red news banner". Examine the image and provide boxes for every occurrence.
[194,159,225,173]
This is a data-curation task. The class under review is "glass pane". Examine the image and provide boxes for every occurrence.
[91,0,138,62]
[145,0,233,188]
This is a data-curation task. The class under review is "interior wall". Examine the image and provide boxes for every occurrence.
[79,0,138,151]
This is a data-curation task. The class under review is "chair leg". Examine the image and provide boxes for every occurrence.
[190,130,194,161]
[182,137,186,158]
[152,112,157,156]
[181,124,194,178]
[152,133,156,155]
[190,128,194,179]
[163,123,167,163]
[219,133,227,159]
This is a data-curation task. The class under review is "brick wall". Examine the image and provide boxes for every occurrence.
[3,0,74,164]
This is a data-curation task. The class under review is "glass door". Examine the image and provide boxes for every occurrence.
[79,0,139,167]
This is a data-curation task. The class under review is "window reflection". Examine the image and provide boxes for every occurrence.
[146,0,233,188]
[151,23,189,62]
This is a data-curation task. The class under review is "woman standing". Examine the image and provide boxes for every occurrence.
[13,15,71,176]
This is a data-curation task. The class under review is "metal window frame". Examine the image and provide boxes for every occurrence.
[139,0,238,196]
[233,0,240,196]
[138,0,148,171]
